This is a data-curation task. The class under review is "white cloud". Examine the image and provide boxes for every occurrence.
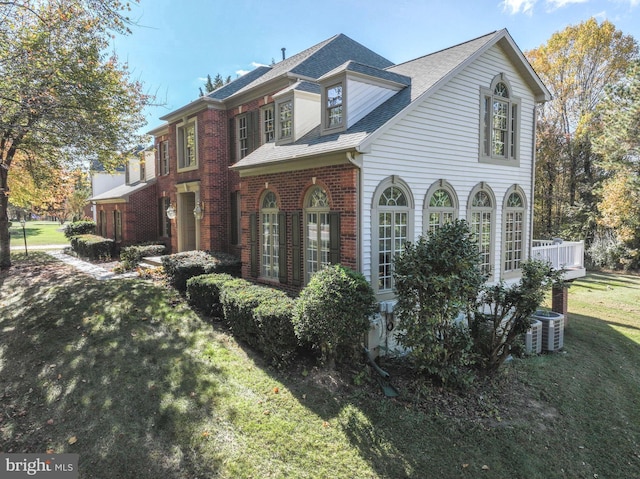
[236,69,250,76]
[251,61,269,68]
[502,0,537,15]
[545,0,588,10]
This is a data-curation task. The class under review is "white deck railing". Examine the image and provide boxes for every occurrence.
[531,240,586,279]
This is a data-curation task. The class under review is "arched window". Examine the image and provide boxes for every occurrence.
[305,186,331,284]
[503,187,526,277]
[480,75,520,163]
[424,181,458,235]
[261,191,279,279]
[372,179,413,296]
[468,185,496,278]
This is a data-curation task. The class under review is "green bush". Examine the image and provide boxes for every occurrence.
[393,220,486,387]
[161,250,241,292]
[293,264,376,369]
[220,281,298,366]
[70,234,114,260]
[471,259,564,373]
[120,244,167,270]
[64,220,96,239]
[186,273,241,319]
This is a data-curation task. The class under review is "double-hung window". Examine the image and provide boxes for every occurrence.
[238,115,248,159]
[159,140,169,175]
[326,83,343,128]
[177,119,197,170]
[262,106,275,143]
[278,100,292,140]
[480,76,520,164]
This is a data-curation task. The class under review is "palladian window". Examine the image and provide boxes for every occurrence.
[480,75,520,163]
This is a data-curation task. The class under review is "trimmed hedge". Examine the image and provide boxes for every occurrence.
[161,250,241,292]
[220,282,298,367]
[120,244,167,270]
[186,273,242,319]
[64,220,96,239]
[70,234,114,260]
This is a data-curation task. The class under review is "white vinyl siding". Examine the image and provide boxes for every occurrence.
[360,44,535,286]
[346,77,398,128]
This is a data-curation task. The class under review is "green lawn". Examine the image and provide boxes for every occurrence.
[1,254,639,478]
[9,220,69,248]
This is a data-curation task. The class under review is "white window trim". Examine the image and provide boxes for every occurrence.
[260,190,280,281]
[501,185,527,280]
[423,180,459,235]
[321,77,347,135]
[303,186,331,285]
[467,183,496,281]
[371,176,415,300]
[237,113,249,159]
[275,97,293,145]
[261,104,275,144]
[479,74,521,167]
[176,117,198,172]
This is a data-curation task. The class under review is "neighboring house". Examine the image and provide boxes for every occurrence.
[89,146,159,247]
[86,160,126,221]
[147,29,585,305]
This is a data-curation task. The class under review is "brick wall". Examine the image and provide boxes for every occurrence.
[240,163,359,295]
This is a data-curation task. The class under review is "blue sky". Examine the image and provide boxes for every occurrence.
[112,0,640,134]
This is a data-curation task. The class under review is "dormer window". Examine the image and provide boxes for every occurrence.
[278,100,292,140]
[480,74,520,165]
[326,83,343,128]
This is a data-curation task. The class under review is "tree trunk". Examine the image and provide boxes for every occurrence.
[0,173,11,269]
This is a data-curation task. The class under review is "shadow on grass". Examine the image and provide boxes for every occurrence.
[0,254,227,478]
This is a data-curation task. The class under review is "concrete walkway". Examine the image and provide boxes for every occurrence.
[44,249,138,281]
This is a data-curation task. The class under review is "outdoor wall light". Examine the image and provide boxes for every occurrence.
[193,202,204,221]
[166,203,176,220]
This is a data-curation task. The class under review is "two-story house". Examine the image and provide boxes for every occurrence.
[146,29,584,309]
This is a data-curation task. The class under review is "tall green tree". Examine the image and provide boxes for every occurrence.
[526,19,638,240]
[198,73,231,96]
[0,0,149,268]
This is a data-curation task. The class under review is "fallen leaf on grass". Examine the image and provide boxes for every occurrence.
[46,419,54,425]
[68,436,77,445]
[46,449,54,454]
[482,465,490,470]
[273,387,279,394]
[462,464,469,469]
[263,410,271,415]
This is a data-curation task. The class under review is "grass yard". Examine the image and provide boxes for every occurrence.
[9,221,69,248]
[1,253,639,478]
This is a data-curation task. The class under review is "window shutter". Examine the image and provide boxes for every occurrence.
[291,211,301,286]
[249,213,258,277]
[247,110,260,154]
[329,212,341,264]
[228,117,236,162]
[278,211,287,284]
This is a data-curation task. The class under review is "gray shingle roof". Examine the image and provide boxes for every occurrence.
[221,34,393,101]
[232,31,502,170]
[90,179,156,202]
[318,60,411,86]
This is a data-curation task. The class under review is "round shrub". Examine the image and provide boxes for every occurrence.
[63,220,96,239]
[293,265,376,369]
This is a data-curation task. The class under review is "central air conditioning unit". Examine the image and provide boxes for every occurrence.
[531,310,564,352]
[525,320,543,354]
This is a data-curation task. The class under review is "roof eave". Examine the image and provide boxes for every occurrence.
[159,96,224,122]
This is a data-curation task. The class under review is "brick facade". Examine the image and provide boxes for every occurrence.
[240,163,359,295]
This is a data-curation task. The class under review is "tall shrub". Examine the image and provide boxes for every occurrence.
[393,220,486,386]
[293,265,377,369]
[471,259,564,373]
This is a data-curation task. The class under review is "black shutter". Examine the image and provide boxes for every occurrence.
[228,117,236,162]
[249,213,258,277]
[329,212,340,264]
[278,211,287,284]
[247,110,260,154]
[291,211,302,286]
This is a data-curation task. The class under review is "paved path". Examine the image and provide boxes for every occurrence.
[45,250,138,281]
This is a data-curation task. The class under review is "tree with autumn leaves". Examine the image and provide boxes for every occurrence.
[526,19,640,269]
[0,0,150,269]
